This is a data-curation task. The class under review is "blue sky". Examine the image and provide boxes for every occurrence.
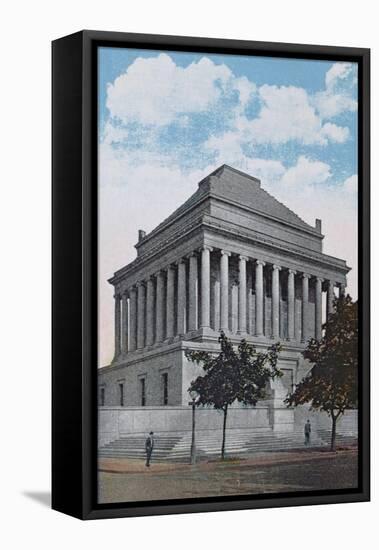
[98,46,358,365]
[99,47,357,179]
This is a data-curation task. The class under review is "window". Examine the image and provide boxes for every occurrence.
[100,387,105,407]
[119,383,124,407]
[140,378,146,406]
[162,373,168,405]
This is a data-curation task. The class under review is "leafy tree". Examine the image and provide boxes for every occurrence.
[186,332,282,459]
[285,295,358,451]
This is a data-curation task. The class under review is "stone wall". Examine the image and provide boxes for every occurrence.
[98,405,272,446]
[294,405,358,434]
[98,347,186,407]
[99,340,308,408]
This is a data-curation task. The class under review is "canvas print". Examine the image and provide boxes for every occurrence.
[97,47,358,504]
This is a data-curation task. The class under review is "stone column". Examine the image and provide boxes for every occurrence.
[114,293,121,359]
[238,255,248,334]
[188,253,198,331]
[271,264,281,339]
[166,265,175,339]
[155,271,165,343]
[287,270,296,341]
[177,259,186,336]
[121,291,129,354]
[301,273,310,342]
[137,282,146,349]
[213,280,220,331]
[129,286,137,351]
[220,250,230,332]
[255,260,265,337]
[145,277,155,346]
[315,277,323,340]
[327,280,334,318]
[200,246,212,328]
[339,283,346,297]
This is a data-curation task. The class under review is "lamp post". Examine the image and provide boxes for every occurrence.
[188,393,197,465]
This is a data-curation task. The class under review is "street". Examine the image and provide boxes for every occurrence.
[98,449,358,503]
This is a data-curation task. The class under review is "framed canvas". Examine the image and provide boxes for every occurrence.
[52,30,370,520]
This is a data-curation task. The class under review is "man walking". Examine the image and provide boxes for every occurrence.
[145,431,154,467]
[304,419,311,446]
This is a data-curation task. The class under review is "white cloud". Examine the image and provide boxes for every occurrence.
[320,122,350,143]
[314,92,357,120]
[205,82,351,153]
[313,62,357,119]
[205,131,244,165]
[342,174,358,194]
[104,56,356,152]
[106,53,255,126]
[233,76,257,113]
[279,156,331,187]
[325,62,354,89]
[242,158,286,182]
[245,84,330,145]
[102,121,129,145]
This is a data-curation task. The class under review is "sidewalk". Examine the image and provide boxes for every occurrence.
[98,447,357,474]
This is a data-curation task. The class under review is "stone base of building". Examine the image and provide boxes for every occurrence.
[98,405,358,448]
[98,336,312,408]
[98,404,272,446]
[97,335,327,447]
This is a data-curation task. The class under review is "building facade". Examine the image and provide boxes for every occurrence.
[99,165,349,424]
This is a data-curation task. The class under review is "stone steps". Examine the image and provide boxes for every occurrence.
[98,425,358,461]
[167,436,324,460]
[317,428,357,446]
[100,435,182,459]
[100,431,314,461]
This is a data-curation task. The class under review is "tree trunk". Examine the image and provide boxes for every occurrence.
[330,413,337,452]
[221,405,228,460]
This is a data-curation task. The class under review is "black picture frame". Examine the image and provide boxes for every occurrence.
[52,30,370,520]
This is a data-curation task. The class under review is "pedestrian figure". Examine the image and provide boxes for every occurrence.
[145,431,154,467]
[304,419,311,446]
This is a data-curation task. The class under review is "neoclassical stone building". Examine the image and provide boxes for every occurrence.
[99,165,349,420]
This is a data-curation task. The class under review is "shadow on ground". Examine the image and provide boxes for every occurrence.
[22,491,51,508]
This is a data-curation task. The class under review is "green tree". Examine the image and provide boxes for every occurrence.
[186,332,282,460]
[285,295,358,451]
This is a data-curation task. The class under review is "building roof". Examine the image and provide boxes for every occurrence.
[137,164,319,248]
[109,165,350,287]
[202,165,317,232]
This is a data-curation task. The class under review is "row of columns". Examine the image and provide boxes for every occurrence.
[113,247,343,358]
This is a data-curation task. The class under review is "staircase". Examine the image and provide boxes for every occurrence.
[98,425,358,463]
[163,428,326,462]
[317,427,358,447]
[99,434,182,460]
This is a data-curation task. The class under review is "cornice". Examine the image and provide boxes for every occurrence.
[109,218,203,284]
[202,217,350,274]
[99,337,307,372]
[109,212,349,286]
[209,190,322,238]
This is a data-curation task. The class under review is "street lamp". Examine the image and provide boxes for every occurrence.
[188,391,197,465]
